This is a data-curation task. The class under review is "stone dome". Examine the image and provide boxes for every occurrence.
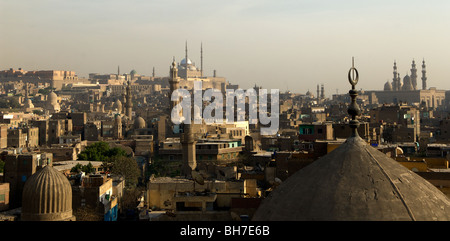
[22,165,75,221]
[252,135,450,221]
[402,75,413,91]
[134,116,146,129]
[113,99,122,112]
[47,91,58,105]
[384,81,393,91]
[46,91,60,113]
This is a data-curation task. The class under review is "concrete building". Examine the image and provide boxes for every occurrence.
[0,183,9,212]
[3,152,53,208]
[72,174,120,221]
[146,176,257,221]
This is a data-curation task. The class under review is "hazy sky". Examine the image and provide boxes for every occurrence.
[1,0,450,96]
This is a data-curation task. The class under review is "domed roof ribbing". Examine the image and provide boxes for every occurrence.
[21,165,74,221]
[252,135,450,221]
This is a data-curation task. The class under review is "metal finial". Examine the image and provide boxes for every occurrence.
[347,57,361,137]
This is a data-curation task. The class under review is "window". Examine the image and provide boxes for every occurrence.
[0,194,5,202]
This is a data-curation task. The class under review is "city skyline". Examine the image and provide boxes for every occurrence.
[1,0,450,95]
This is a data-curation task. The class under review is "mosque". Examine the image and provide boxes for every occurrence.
[365,59,445,109]
[172,42,227,92]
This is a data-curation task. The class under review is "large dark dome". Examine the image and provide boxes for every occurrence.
[21,166,75,221]
[253,135,450,221]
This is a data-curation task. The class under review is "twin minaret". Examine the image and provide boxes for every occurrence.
[387,59,427,91]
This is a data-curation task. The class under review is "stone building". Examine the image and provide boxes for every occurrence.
[7,128,27,148]
[370,60,445,109]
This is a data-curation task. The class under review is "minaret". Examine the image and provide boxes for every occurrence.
[317,84,320,102]
[114,114,122,139]
[410,59,418,90]
[320,84,325,99]
[392,61,397,91]
[117,65,120,80]
[422,59,427,90]
[200,42,203,77]
[152,67,155,77]
[181,123,197,177]
[169,58,180,116]
[125,80,132,119]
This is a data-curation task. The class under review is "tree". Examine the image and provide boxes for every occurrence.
[71,162,95,174]
[78,141,127,162]
[111,156,140,187]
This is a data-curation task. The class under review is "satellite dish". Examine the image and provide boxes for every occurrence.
[192,170,204,185]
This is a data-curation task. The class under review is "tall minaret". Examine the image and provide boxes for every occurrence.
[200,42,203,77]
[117,65,120,80]
[125,80,132,119]
[410,59,418,90]
[185,41,188,64]
[181,123,197,177]
[422,59,427,90]
[317,84,320,101]
[152,67,155,77]
[169,58,180,116]
[320,84,325,99]
[392,61,398,91]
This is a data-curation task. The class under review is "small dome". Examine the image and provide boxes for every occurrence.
[47,91,58,104]
[113,99,122,112]
[189,66,197,71]
[22,166,74,221]
[306,90,312,96]
[180,58,192,65]
[384,81,393,91]
[134,116,146,129]
[130,69,137,75]
[46,91,60,113]
[402,75,413,91]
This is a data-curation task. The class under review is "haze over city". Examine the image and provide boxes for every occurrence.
[1,0,450,95]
